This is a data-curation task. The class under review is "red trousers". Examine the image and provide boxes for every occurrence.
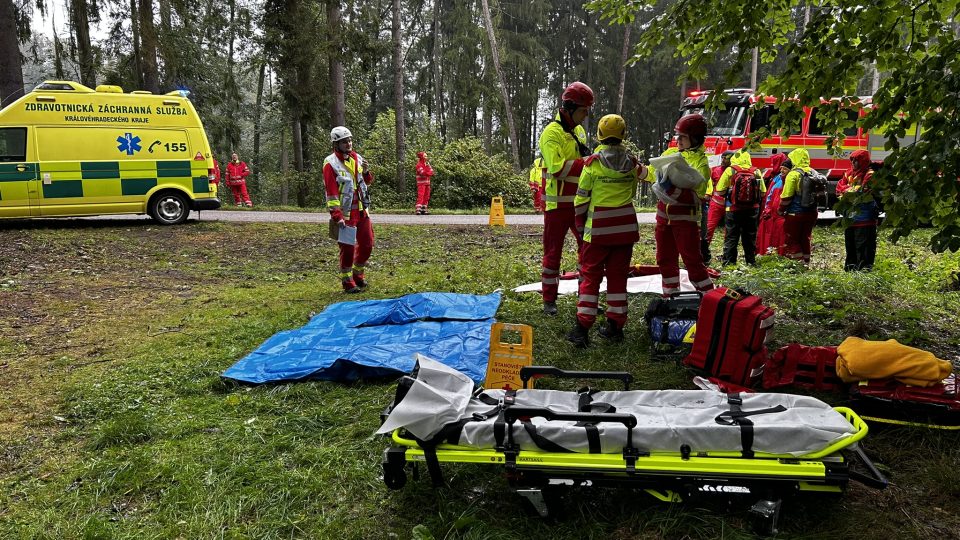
[338,211,375,289]
[577,242,632,328]
[783,212,818,263]
[705,200,725,243]
[541,207,583,302]
[655,220,714,296]
[229,181,251,205]
[416,183,431,209]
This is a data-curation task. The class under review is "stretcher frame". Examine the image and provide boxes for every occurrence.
[381,366,887,534]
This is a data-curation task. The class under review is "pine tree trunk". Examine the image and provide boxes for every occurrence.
[292,116,306,207]
[130,0,143,89]
[138,0,160,93]
[480,0,520,168]
[71,0,96,88]
[53,16,65,80]
[0,0,23,108]
[393,0,407,193]
[617,24,631,114]
[225,0,239,150]
[328,0,346,126]
[279,124,289,206]
[252,62,266,195]
[158,0,177,86]
[431,0,443,135]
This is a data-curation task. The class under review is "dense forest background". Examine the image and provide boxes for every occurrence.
[2,0,880,209]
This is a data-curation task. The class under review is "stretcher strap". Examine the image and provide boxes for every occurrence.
[521,421,571,453]
[714,393,787,458]
[576,389,616,454]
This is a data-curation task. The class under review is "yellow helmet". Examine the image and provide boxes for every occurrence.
[597,114,626,142]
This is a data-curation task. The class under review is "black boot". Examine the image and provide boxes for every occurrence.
[597,319,624,343]
[566,322,590,348]
[542,301,558,316]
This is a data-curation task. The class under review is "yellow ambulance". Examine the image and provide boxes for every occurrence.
[0,80,220,225]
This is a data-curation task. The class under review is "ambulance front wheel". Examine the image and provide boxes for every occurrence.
[149,191,190,225]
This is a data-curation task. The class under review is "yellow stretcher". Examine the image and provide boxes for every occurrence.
[381,366,888,535]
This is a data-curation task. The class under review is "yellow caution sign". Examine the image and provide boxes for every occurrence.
[488,196,506,226]
[484,323,533,390]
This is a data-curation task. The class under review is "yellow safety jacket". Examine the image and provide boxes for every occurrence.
[538,112,589,211]
[574,144,645,245]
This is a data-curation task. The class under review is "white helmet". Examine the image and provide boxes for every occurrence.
[330,126,352,143]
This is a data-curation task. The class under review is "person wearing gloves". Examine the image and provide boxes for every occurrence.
[323,126,375,293]
[566,114,648,347]
[538,81,594,316]
[713,149,766,265]
[836,150,880,270]
[778,148,819,265]
[646,114,715,296]
[225,152,253,207]
[414,151,434,215]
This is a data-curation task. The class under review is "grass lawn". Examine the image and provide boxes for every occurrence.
[1,219,958,539]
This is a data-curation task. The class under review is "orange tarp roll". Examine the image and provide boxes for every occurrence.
[836,337,953,387]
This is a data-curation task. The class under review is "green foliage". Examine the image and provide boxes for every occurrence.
[588,0,960,252]
[363,109,528,209]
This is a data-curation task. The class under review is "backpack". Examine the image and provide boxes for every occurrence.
[799,169,828,209]
[729,165,760,209]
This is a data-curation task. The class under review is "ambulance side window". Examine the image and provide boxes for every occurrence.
[0,127,27,162]
[808,108,859,137]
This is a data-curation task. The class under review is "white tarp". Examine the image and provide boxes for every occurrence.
[380,357,856,457]
[512,269,695,296]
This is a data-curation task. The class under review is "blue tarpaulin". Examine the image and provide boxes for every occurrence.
[222,291,501,384]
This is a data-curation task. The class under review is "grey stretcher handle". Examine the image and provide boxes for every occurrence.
[519,366,634,390]
[503,406,638,429]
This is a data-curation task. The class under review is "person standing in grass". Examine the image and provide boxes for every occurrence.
[529,155,546,213]
[324,126,375,293]
[647,114,715,296]
[414,151,434,215]
[714,149,765,266]
[756,153,789,256]
[836,150,879,271]
[702,150,734,264]
[566,114,648,347]
[778,148,819,265]
[538,81,593,316]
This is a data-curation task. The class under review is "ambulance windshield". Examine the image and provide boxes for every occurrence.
[681,106,748,137]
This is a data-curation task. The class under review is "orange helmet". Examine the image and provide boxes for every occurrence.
[561,82,595,108]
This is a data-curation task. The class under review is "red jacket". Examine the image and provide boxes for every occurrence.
[415,158,434,185]
[226,161,250,185]
[212,159,221,185]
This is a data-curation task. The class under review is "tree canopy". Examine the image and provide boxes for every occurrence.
[589,0,960,251]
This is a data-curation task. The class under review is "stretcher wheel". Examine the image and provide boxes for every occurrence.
[383,463,407,490]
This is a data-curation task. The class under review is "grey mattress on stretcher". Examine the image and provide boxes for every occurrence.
[377,356,856,457]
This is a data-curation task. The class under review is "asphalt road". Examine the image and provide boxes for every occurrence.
[16,209,839,225]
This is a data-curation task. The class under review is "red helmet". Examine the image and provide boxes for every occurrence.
[675,113,707,140]
[561,82,595,108]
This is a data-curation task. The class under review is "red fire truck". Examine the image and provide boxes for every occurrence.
[673,88,917,204]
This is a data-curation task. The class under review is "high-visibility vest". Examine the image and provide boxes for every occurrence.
[324,151,370,220]
[575,145,643,245]
[539,113,588,211]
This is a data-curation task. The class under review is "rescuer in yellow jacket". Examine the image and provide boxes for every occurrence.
[529,156,545,213]
[566,114,649,347]
[538,81,594,316]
